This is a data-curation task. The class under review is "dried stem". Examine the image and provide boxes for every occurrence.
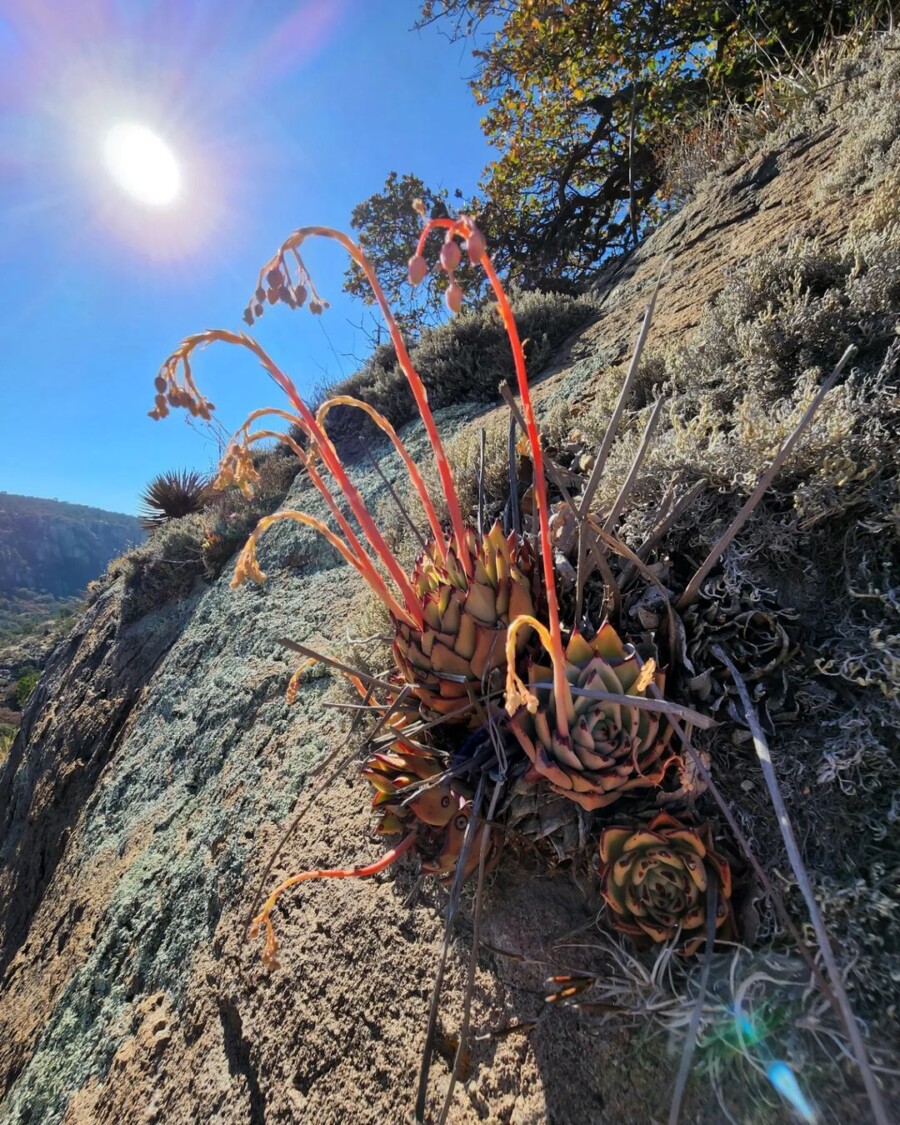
[438,780,503,1124]
[603,396,666,533]
[667,880,718,1125]
[578,277,661,517]
[529,681,716,729]
[714,646,889,1125]
[357,436,427,551]
[276,638,398,694]
[677,345,856,610]
[415,776,486,1124]
[506,408,520,535]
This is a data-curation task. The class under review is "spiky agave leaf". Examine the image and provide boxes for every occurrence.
[138,468,212,531]
[508,621,676,811]
[598,812,735,956]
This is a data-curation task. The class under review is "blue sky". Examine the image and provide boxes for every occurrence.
[0,0,492,514]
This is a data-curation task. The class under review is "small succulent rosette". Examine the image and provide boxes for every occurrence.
[508,623,676,811]
[598,812,735,955]
[363,742,500,881]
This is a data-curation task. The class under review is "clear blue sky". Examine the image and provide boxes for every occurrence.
[0,0,492,514]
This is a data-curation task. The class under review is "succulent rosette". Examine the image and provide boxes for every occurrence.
[599,812,734,955]
[507,622,675,811]
[363,742,500,881]
[393,522,536,725]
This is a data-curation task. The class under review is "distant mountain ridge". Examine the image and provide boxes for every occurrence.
[0,493,143,599]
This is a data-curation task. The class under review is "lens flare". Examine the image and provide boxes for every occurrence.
[102,123,181,206]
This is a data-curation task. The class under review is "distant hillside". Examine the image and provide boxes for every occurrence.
[0,493,143,600]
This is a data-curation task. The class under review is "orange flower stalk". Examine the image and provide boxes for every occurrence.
[150,223,545,726]
[251,226,470,577]
[409,216,573,740]
[152,330,423,628]
[249,832,419,968]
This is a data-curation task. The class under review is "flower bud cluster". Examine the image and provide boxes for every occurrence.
[148,362,215,422]
[406,216,488,317]
[243,258,327,326]
[216,441,261,499]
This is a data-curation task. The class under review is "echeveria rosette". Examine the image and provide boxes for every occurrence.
[599,812,735,956]
[506,621,676,811]
[393,522,535,726]
[362,742,500,881]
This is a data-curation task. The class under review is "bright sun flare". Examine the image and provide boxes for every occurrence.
[102,123,181,207]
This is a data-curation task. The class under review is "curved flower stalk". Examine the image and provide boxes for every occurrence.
[250,739,500,967]
[506,620,676,810]
[149,220,545,723]
[400,214,682,810]
[249,833,419,968]
[598,812,735,955]
[406,216,575,739]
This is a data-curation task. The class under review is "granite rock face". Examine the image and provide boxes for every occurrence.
[0,87,884,1124]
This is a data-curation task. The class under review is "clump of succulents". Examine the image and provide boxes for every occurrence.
[147,213,709,972]
[363,742,500,881]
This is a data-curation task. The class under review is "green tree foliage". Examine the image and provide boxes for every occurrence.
[418,0,896,285]
[15,669,39,708]
[344,172,481,338]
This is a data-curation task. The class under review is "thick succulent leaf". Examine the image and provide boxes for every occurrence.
[408,786,457,827]
[566,632,596,667]
[592,622,628,663]
[465,580,497,626]
[599,826,633,864]
[430,642,473,678]
[455,612,476,660]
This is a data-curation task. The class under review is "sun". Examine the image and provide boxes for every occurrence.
[102,123,181,207]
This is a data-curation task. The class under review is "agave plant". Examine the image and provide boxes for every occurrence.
[138,468,211,531]
[598,812,735,955]
[505,621,676,811]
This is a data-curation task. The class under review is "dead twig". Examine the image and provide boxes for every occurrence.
[624,479,706,580]
[578,275,663,517]
[603,396,666,534]
[438,778,504,1124]
[359,436,426,550]
[667,879,718,1125]
[277,637,397,693]
[415,776,486,1123]
[506,407,520,535]
[714,645,890,1125]
[677,346,856,610]
[529,681,716,730]
[637,663,839,1011]
[477,427,487,533]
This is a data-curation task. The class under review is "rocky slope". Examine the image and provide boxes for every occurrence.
[0,493,141,603]
[1,41,898,1125]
